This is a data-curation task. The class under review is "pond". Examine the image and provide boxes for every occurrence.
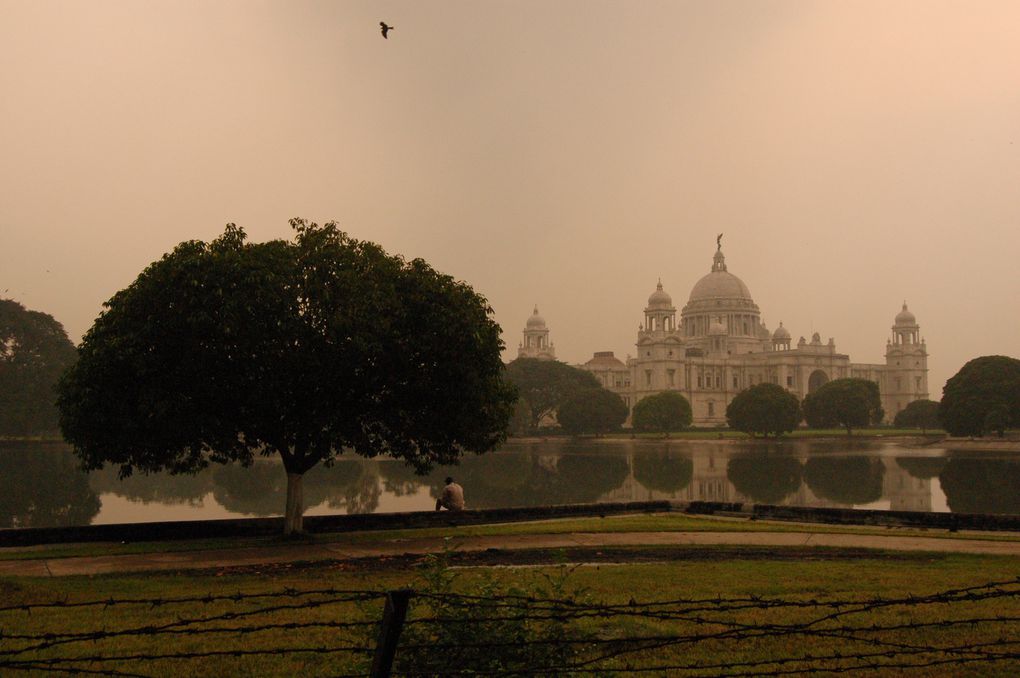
[2,438,1019,529]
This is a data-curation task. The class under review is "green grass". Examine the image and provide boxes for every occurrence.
[2,549,1018,676]
[3,512,1019,563]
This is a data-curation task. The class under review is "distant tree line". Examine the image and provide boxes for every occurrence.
[504,356,1020,439]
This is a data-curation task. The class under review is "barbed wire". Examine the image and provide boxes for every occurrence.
[0,587,385,615]
[3,578,1018,676]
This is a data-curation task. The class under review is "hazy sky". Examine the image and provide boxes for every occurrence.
[2,1,1019,395]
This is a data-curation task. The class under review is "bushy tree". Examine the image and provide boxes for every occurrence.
[556,388,628,436]
[504,358,600,429]
[940,356,1020,437]
[802,378,884,434]
[892,399,941,434]
[631,391,693,435]
[58,221,516,534]
[0,300,77,436]
[725,383,801,437]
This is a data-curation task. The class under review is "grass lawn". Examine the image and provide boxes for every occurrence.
[1,547,1018,676]
[3,512,1019,563]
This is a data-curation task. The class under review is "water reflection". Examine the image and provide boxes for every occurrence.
[633,449,693,494]
[379,448,631,508]
[90,465,212,506]
[940,457,1020,515]
[0,441,100,528]
[212,460,370,516]
[803,457,886,505]
[2,440,1020,528]
[727,451,802,504]
[895,457,948,480]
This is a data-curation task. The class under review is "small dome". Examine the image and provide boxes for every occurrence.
[773,322,791,341]
[526,306,546,328]
[709,317,727,335]
[895,302,916,326]
[647,279,673,308]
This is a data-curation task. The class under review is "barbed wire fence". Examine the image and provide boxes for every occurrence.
[1,578,1019,676]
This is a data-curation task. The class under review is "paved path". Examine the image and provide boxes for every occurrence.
[2,531,1019,577]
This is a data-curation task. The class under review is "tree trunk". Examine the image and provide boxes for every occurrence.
[284,472,305,535]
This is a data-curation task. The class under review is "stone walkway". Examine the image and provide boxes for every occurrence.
[2,530,1019,577]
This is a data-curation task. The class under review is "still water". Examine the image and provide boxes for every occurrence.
[2,439,1019,529]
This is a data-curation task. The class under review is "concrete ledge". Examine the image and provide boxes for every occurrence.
[675,501,1020,532]
[0,501,672,547]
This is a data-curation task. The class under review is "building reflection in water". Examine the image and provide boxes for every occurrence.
[4,440,1020,528]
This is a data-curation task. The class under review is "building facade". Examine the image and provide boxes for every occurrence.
[566,242,929,426]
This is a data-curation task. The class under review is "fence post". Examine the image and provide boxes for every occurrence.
[370,588,413,678]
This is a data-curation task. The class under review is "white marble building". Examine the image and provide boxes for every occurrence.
[520,241,929,426]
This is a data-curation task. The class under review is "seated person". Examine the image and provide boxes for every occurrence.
[435,477,465,511]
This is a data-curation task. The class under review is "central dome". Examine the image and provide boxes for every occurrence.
[687,249,754,304]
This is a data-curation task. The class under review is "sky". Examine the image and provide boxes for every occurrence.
[2,0,1019,396]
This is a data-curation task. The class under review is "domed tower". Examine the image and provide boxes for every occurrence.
[680,239,762,354]
[518,306,556,360]
[644,279,677,333]
[772,322,791,351]
[883,302,928,418]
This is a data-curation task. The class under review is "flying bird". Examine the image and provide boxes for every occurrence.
[380,22,393,39]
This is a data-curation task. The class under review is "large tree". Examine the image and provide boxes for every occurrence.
[939,356,1020,437]
[631,391,693,435]
[0,300,77,436]
[892,399,941,434]
[725,383,801,437]
[504,358,601,430]
[58,221,516,534]
[802,378,884,435]
[556,388,628,436]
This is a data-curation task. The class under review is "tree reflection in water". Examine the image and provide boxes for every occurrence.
[895,457,948,480]
[0,442,100,528]
[726,450,802,504]
[379,447,629,508]
[89,465,212,506]
[212,459,367,516]
[940,457,1020,515]
[803,456,885,505]
[633,448,693,494]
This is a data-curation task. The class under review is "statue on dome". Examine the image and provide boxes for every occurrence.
[716,233,723,250]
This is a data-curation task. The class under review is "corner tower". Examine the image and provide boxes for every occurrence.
[518,306,556,360]
[883,303,928,417]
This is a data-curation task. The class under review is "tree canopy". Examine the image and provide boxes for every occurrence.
[939,356,1020,437]
[58,220,516,534]
[504,358,601,430]
[631,391,693,435]
[892,399,941,433]
[556,388,628,436]
[0,299,77,437]
[725,383,801,437]
[802,378,884,434]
